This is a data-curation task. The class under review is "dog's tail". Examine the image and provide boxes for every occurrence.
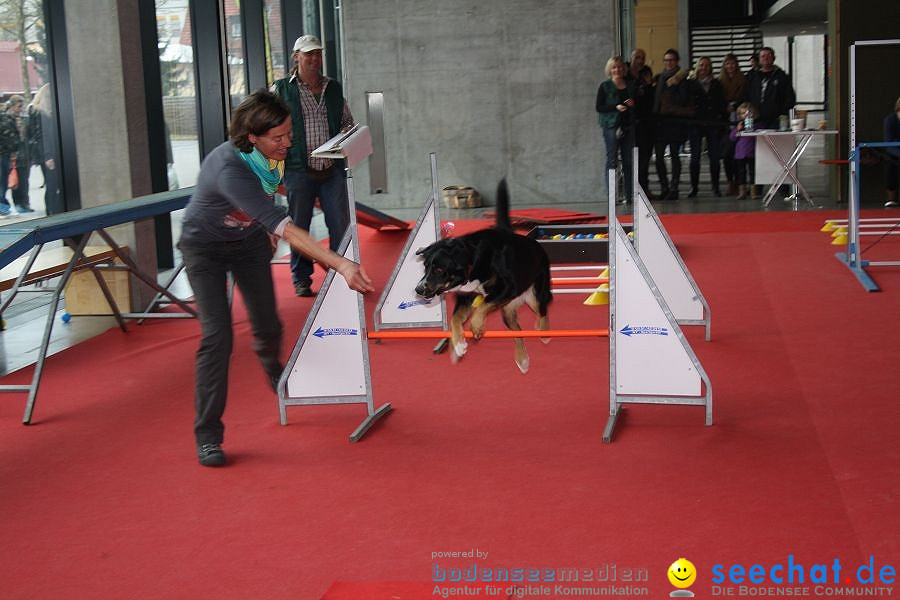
[495,178,512,231]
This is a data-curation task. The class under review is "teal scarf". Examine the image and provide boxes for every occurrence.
[236,147,284,195]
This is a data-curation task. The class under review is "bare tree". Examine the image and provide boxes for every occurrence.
[0,0,45,102]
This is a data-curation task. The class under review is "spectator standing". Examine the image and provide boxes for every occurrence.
[743,47,795,129]
[2,95,34,214]
[746,52,760,76]
[625,49,656,198]
[718,53,747,195]
[596,56,636,203]
[0,99,20,217]
[730,102,758,200]
[27,84,63,215]
[652,49,695,201]
[272,34,354,297]
[686,57,728,197]
[178,90,374,467]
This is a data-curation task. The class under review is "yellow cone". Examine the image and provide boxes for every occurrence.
[831,234,847,245]
[598,267,609,279]
[831,226,847,237]
[584,283,610,306]
[820,220,838,232]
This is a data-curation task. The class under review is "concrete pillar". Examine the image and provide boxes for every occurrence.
[65,0,159,308]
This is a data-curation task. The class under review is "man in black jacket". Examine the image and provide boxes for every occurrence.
[652,49,696,201]
[744,47,795,130]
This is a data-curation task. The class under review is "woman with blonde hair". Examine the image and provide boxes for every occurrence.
[718,53,747,195]
[596,55,636,203]
[27,84,63,214]
[686,56,727,197]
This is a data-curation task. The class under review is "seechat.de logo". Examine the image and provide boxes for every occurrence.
[669,558,697,597]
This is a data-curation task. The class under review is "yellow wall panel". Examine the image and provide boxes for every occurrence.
[635,0,678,73]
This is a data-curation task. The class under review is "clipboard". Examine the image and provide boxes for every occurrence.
[311,124,373,169]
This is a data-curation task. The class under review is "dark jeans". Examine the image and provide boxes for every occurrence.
[635,120,655,196]
[40,162,63,215]
[721,134,736,182]
[283,166,349,286]
[0,155,11,209]
[602,125,634,201]
[735,157,755,185]
[11,160,30,209]
[180,229,284,446]
[654,141,683,193]
[689,125,723,188]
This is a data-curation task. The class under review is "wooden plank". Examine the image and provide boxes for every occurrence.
[0,246,121,292]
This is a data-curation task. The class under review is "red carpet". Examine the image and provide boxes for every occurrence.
[1,210,898,599]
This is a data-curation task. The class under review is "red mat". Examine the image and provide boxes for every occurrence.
[1,210,898,599]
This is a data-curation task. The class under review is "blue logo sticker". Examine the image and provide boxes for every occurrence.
[620,325,668,337]
[398,299,434,310]
[313,326,359,338]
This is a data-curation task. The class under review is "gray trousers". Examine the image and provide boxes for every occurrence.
[180,229,283,446]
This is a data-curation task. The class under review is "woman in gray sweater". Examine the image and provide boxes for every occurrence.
[179,90,373,467]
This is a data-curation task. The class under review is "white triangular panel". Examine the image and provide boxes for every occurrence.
[286,243,367,398]
[613,224,701,396]
[635,191,704,321]
[376,197,444,327]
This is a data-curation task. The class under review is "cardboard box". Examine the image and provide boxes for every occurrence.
[64,259,132,315]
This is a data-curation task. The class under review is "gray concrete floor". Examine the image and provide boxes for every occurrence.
[0,133,882,379]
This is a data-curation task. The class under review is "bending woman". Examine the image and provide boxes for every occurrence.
[178,90,373,467]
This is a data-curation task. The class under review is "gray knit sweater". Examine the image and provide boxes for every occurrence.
[180,142,290,244]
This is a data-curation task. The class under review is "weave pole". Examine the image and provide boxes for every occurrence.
[367,329,608,340]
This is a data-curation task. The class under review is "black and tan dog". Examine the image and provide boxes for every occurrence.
[415,179,552,373]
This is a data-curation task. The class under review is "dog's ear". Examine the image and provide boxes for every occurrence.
[417,238,453,257]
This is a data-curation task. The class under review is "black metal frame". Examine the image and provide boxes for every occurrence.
[44,0,79,213]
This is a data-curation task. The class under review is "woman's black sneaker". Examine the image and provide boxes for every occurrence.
[198,443,226,467]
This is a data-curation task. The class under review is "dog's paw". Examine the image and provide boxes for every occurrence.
[451,340,468,363]
[515,354,530,374]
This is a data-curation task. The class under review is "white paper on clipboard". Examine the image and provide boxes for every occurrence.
[311,124,373,169]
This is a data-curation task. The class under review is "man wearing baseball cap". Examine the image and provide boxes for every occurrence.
[272,34,355,297]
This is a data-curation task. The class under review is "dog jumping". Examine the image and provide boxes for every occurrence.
[415,179,553,373]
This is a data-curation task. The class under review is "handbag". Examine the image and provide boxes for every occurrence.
[7,158,18,190]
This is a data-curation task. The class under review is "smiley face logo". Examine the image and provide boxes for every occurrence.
[668,558,697,588]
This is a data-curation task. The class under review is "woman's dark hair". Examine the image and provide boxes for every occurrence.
[229,89,291,153]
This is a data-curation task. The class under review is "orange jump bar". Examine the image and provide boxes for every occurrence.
[367,329,608,339]
[551,277,609,286]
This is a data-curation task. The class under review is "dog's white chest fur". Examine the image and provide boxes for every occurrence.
[450,279,485,294]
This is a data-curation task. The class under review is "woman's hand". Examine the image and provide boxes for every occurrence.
[336,258,375,293]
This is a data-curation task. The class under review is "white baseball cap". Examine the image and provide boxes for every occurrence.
[293,35,323,53]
